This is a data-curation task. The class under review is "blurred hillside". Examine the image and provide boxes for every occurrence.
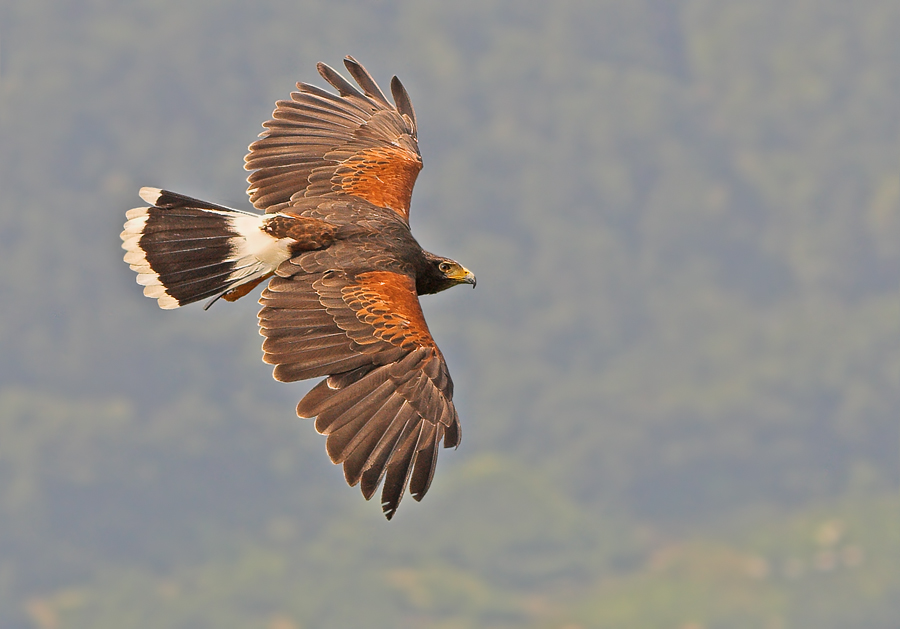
[0,0,897,627]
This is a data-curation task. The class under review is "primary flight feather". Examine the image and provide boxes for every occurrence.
[120,56,475,519]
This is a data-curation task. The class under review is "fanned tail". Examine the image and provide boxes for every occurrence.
[120,187,287,309]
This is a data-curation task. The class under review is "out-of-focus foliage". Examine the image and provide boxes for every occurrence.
[0,0,897,627]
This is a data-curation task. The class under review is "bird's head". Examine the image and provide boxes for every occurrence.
[419,253,476,295]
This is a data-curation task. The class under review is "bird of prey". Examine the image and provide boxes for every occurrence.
[120,57,475,519]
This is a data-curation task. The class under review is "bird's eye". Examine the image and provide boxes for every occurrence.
[439,262,452,273]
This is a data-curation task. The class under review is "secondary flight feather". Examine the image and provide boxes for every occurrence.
[120,57,475,519]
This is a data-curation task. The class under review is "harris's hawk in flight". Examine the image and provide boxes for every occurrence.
[120,57,475,519]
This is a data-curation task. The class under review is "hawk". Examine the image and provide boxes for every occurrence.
[120,57,475,519]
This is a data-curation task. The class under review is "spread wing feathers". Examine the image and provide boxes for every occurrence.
[245,56,422,222]
[259,271,460,519]
[120,187,283,309]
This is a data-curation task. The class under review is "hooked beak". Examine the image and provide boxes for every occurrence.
[446,263,476,288]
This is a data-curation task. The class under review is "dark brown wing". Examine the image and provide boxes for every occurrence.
[259,270,460,519]
[245,56,422,223]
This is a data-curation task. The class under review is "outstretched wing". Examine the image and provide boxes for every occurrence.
[245,56,422,222]
[259,269,460,519]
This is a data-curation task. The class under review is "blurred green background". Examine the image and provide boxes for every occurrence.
[0,0,898,627]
